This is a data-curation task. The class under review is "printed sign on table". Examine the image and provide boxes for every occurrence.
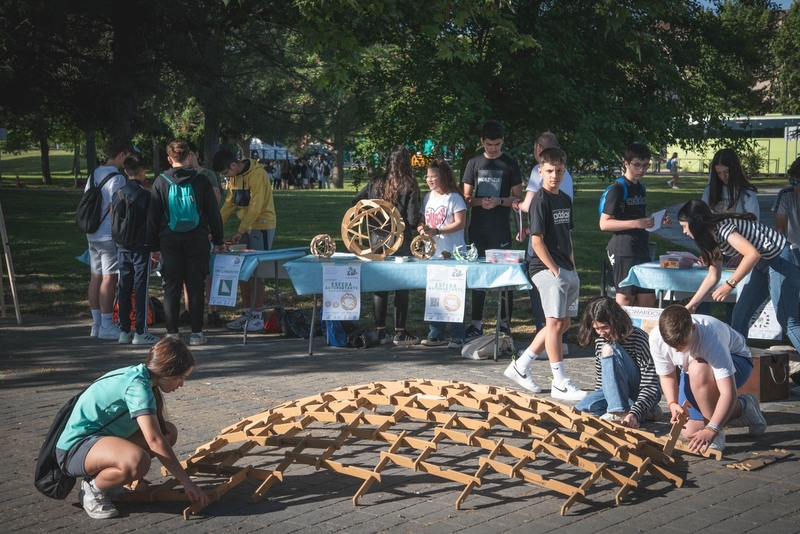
[209,254,244,307]
[424,264,467,322]
[747,301,782,340]
[322,264,361,321]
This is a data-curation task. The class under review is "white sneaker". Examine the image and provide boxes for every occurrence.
[710,429,726,452]
[165,333,180,339]
[600,412,626,424]
[550,378,587,401]
[226,314,250,331]
[118,331,133,344]
[734,393,767,436]
[133,332,160,345]
[79,479,118,519]
[98,325,121,340]
[246,317,265,332]
[90,324,99,338]
[189,332,207,346]
[504,360,542,393]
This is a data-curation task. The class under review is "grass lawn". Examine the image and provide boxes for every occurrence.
[0,149,789,345]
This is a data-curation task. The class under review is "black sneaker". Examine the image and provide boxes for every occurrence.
[207,311,225,327]
[499,325,511,336]
[465,324,483,340]
[178,310,191,326]
[393,330,420,346]
[421,336,447,347]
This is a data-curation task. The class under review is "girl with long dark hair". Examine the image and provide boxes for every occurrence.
[701,148,759,219]
[55,337,209,519]
[678,198,800,353]
[575,297,661,428]
[353,145,422,345]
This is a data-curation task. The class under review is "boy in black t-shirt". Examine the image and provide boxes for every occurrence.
[600,143,670,307]
[461,120,523,339]
[114,153,159,345]
[504,148,586,401]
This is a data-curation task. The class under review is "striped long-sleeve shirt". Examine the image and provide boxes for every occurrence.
[592,327,661,421]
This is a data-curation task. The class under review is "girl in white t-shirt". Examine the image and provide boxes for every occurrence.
[418,159,468,347]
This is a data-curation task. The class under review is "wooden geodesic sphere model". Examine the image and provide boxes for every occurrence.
[341,199,405,261]
[310,234,336,259]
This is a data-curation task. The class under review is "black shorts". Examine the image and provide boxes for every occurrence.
[468,224,512,256]
[608,252,655,296]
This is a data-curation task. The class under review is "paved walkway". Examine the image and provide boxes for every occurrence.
[2,189,799,533]
[2,314,800,533]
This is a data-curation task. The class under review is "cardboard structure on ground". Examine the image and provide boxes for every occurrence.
[118,379,714,519]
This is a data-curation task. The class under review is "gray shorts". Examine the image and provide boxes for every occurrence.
[241,229,275,251]
[88,240,119,275]
[55,435,104,478]
[532,267,580,319]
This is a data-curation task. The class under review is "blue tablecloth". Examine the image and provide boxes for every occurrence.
[283,253,532,295]
[620,261,735,293]
[211,247,308,281]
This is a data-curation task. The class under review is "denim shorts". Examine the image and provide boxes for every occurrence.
[679,352,754,421]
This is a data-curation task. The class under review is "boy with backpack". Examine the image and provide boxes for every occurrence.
[78,136,132,340]
[112,153,159,345]
[147,141,225,346]
[599,143,670,307]
[504,147,586,401]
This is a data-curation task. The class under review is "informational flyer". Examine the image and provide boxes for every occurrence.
[747,301,782,340]
[424,264,467,322]
[322,264,361,321]
[209,254,244,307]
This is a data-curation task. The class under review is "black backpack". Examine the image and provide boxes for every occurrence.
[75,170,123,234]
[33,374,125,499]
[111,187,146,248]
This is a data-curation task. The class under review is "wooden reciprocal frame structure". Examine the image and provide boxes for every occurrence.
[410,234,436,260]
[118,379,715,519]
[341,199,405,260]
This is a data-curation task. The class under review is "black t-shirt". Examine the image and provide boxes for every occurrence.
[602,177,649,256]
[461,153,522,230]
[528,188,574,275]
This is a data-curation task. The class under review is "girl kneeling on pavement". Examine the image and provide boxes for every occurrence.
[575,297,662,428]
[55,337,209,519]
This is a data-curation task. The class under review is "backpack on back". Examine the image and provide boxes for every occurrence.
[75,170,123,234]
[597,177,646,219]
[111,187,146,248]
[161,173,200,232]
[666,158,673,170]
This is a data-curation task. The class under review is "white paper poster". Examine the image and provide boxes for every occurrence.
[424,264,467,322]
[747,301,782,340]
[322,264,361,321]
[209,254,244,307]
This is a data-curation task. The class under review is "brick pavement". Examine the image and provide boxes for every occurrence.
[2,317,800,533]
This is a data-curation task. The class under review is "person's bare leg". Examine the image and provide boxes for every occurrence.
[635,292,656,308]
[615,293,635,307]
[83,436,150,490]
[99,274,118,314]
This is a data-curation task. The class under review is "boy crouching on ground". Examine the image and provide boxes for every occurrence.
[504,147,586,401]
[649,305,766,453]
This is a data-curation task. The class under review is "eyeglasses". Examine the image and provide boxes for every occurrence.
[791,178,799,186]
[628,163,650,171]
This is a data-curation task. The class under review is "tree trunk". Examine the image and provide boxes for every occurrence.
[333,122,345,189]
[72,143,81,179]
[203,108,220,168]
[39,136,52,185]
[85,129,97,175]
[152,137,160,176]
[236,137,251,160]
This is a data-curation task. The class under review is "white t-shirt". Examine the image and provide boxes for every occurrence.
[84,165,126,242]
[701,184,760,221]
[527,164,574,200]
[421,190,467,258]
[649,315,750,381]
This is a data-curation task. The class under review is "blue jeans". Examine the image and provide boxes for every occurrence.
[429,321,466,342]
[680,353,753,421]
[731,245,800,353]
[576,343,649,421]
